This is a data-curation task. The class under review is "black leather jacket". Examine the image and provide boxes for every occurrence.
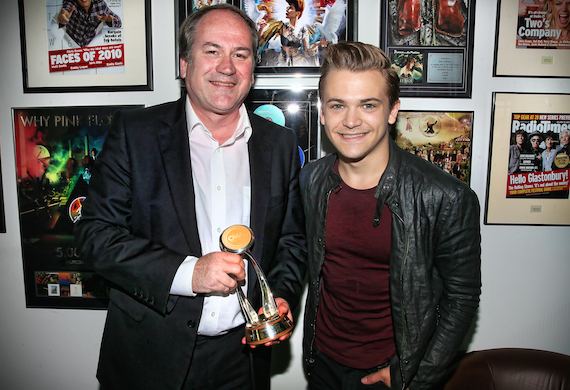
[299,139,481,390]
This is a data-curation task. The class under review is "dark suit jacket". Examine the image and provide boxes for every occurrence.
[74,96,306,390]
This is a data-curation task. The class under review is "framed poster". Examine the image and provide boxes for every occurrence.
[485,93,570,226]
[392,110,473,185]
[13,105,142,309]
[239,0,357,75]
[244,88,320,164]
[18,0,153,93]
[494,0,570,77]
[380,0,475,98]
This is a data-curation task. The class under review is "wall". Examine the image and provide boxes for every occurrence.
[1,1,569,389]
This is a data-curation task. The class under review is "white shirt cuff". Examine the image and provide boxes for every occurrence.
[170,256,198,296]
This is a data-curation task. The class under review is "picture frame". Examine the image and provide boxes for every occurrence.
[485,93,570,226]
[13,104,143,309]
[494,0,570,78]
[244,88,320,165]
[380,0,475,98]
[392,110,474,185]
[18,0,153,93]
[0,143,6,234]
[237,0,357,75]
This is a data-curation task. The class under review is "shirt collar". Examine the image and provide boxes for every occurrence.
[185,98,252,145]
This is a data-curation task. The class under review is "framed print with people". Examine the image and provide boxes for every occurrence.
[392,110,474,185]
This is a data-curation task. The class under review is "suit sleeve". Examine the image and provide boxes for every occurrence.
[74,111,185,315]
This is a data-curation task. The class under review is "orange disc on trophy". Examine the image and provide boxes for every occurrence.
[220,225,254,253]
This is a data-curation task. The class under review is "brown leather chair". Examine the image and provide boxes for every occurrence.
[444,348,570,390]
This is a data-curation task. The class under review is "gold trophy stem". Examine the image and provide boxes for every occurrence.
[220,225,293,345]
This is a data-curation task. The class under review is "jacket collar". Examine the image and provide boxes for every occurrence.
[373,138,402,225]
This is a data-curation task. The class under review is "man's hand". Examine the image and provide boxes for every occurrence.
[361,365,391,387]
[192,252,245,294]
[241,298,294,347]
[96,14,119,23]
[56,5,75,25]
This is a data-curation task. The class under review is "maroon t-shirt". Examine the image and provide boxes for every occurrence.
[315,175,396,369]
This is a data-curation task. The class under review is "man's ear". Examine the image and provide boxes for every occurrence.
[388,100,401,125]
[179,57,187,78]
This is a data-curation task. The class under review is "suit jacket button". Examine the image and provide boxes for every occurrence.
[187,320,196,328]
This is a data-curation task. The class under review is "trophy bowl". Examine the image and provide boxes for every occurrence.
[220,225,293,345]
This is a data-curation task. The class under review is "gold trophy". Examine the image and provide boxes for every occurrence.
[220,225,293,345]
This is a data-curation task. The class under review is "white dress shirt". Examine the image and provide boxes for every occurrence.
[170,98,252,336]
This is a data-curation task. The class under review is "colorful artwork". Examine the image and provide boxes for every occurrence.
[14,105,141,308]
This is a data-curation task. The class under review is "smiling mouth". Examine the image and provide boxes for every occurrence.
[559,12,569,24]
[341,133,365,139]
[211,81,235,87]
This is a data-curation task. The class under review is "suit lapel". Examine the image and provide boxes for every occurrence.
[156,97,202,256]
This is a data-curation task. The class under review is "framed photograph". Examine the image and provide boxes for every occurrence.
[392,110,473,185]
[494,0,570,78]
[238,0,357,75]
[244,88,320,164]
[485,93,570,226]
[380,0,475,98]
[13,104,143,308]
[18,0,153,93]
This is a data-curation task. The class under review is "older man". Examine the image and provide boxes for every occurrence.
[75,5,306,390]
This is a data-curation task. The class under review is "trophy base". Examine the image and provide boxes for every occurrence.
[245,313,293,345]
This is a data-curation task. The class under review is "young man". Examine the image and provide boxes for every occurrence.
[74,5,306,390]
[300,42,481,390]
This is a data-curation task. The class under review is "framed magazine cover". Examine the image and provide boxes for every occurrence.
[18,0,153,93]
[485,93,570,226]
[380,0,475,98]
[392,110,473,185]
[244,88,320,164]
[13,104,142,308]
[494,0,570,77]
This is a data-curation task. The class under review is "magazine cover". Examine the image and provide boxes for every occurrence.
[46,0,125,74]
[517,0,570,49]
[14,105,140,308]
[506,113,569,198]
